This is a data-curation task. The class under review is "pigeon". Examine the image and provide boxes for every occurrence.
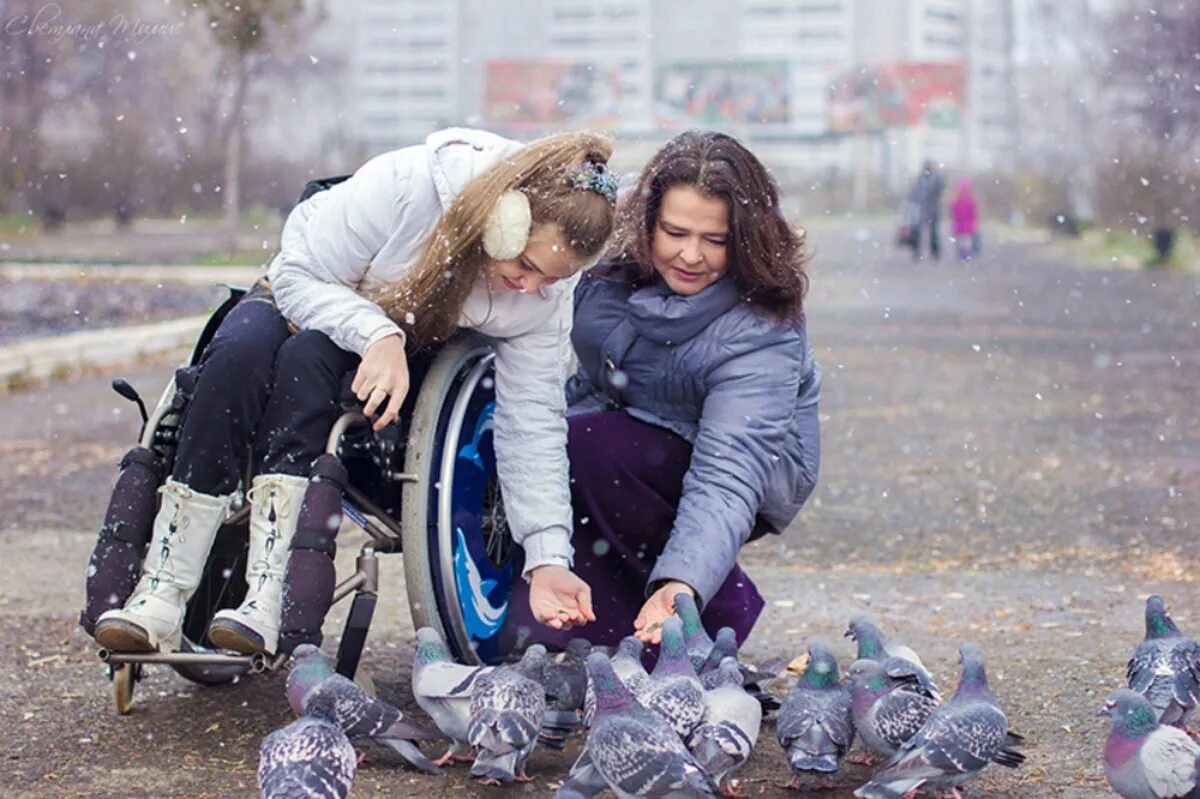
[585,635,652,727]
[854,642,1025,799]
[554,652,719,798]
[644,616,707,740]
[412,626,495,765]
[777,640,855,791]
[259,689,356,799]
[688,658,762,797]
[845,616,941,701]
[674,592,715,672]
[1101,688,1200,799]
[1128,595,1200,727]
[286,644,443,774]
[541,638,593,744]
[846,658,939,760]
[697,627,785,714]
[468,644,548,784]
[700,628,740,685]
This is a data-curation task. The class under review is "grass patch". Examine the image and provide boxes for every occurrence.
[1053,226,1200,272]
[0,212,36,237]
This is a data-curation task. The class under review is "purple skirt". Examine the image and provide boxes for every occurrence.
[506,411,765,651]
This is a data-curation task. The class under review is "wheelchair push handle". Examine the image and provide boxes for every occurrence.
[112,378,149,424]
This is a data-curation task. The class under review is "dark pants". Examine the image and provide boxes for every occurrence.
[508,411,765,651]
[911,214,941,261]
[172,298,359,494]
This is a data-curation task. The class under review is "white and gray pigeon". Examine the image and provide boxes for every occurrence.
[777,640,855,791]
[554,652,720,799]
[585,635,651,727]
[845,616,941,701]
[468,644,548,785]
[675,592,716,672]
[1102,689,1200,799]
[411,626,495,765]
[286,644,444,774]
[259,690,356,799]
[846,658,939,761]
[687,658,762,797]
[854,642,1025,799]
[1127,595,1200,727]
[644,616,707,740]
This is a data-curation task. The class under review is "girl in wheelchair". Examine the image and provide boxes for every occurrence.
[509,130,821,651]
[83,128,616,658]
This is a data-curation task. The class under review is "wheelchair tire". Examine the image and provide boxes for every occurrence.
[402,334,515,666]
[172,520,252,686]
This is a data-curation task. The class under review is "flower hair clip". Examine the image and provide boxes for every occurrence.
[568,161,618,206]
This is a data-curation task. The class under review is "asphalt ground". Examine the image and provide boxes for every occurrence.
[0,222,1197,797]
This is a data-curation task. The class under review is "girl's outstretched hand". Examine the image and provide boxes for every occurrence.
[353,334,409,431]
[634,580,696,645]
[528,565,595,631]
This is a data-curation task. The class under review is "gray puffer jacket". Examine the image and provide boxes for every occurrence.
[567,270,821,607]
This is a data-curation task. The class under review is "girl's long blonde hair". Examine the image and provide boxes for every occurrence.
[374,131,615,348]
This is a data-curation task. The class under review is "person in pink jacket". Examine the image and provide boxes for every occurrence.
[950,178,981,261]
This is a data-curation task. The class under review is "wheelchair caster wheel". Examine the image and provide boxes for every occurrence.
[111,663,142,715]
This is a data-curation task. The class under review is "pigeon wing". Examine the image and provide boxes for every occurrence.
[1140,725,1200,798]
[591,715,718,798]
[258,718,356,799]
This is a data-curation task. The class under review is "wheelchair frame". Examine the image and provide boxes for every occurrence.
[98,287,516,713]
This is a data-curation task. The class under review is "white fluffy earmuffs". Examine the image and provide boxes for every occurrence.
[482,190,532,260]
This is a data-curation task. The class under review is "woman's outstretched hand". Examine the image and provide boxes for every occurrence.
[633,580,696,645]
[528,565,595,631]
[352,333,409,431]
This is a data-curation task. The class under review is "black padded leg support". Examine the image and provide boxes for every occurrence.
[81,447,163,636]
[277,455,347,655]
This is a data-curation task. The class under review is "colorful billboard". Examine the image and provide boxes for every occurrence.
[484,60,621,129]
[829,62,964,132]
[655,61,790,128]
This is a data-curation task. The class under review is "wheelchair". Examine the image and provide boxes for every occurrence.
[93,284,519,714]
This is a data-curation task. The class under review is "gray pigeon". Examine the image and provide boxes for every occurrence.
[1128,595,1200,727]
[1102,689,1200,799]
[468,644,548,784]
[555,653,719,798]
[846,658,939,760]
[585,636,651,727]
[854,642,1025,799]
[688,658,762,796]
[412,626,495,765]
[259,690,356,799]
[700,628,740,686]
[845,616,941,701]
[644,616,707,740]
[286,644,444,774]
[777,640,855,791]
[542,639,593,744]
[675,592,715,672]
[698,627,785,715]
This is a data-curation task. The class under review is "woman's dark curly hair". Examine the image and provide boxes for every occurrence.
[603,130,810,321]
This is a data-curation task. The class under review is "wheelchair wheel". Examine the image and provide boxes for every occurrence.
[402,334,516,666]
[173,520,252,685]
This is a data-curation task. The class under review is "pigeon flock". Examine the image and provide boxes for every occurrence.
[255,592,1200,797]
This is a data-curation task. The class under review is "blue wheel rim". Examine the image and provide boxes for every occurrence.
[437,363,514,665]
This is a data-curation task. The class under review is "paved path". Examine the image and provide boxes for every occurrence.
[1,224,1197,797]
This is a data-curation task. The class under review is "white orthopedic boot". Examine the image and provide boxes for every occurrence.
[94,479,229,653]
[207,473,308,655]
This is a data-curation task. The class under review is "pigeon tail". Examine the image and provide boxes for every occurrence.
[378,737,444,775]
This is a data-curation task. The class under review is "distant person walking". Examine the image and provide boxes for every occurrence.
[906,160,945,261]
[950,178,981,261]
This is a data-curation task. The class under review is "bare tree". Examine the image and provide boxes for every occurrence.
[187,0,324,246]
[1105,1,1200,260]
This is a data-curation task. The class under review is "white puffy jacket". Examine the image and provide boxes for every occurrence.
[267,128,576,576]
